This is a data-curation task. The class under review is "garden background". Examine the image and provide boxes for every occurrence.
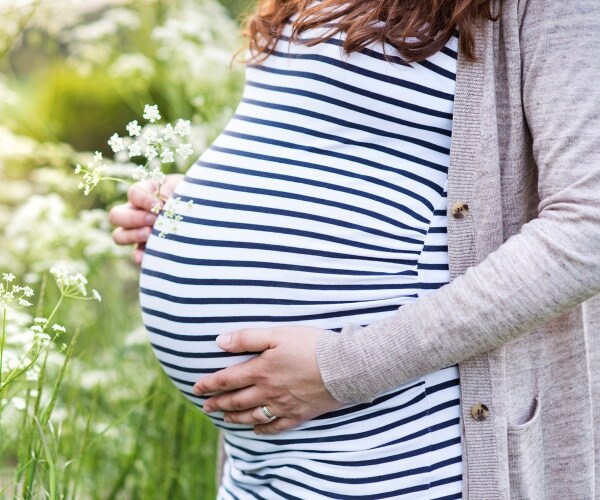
[0,0,249,497]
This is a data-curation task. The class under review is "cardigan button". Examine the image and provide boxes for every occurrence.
[450,200,469,219]
[471,403,490,421]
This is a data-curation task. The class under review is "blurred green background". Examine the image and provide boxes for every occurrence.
[0,0,250,498]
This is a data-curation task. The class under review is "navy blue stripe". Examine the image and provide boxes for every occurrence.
[150,341,243,359]
[169,208,425,250]
[141,267,419,291]
[178,182,428,237]
[182,177,430,236]
[426,378,460,395]
[142,303,404,324]
[312,380,424,420]
[231,114,449,175]
[313,437,461,467]
[224,417,460,458]
[146,323,217,342]
[241,97,450,154]
[251,455,461,485]
[417,263,449,271]
[307,391,427,431]
[263,49,455,101]
[144,248,416,276]
[281,32,457,81]
[377,416,461,450]
[157,358,218,374]
[212,134,445,195]
[147,229,421,263]
[196,155,434,224]
[248,400,459,446]
[245,80,452,137]
[249,64,453,120]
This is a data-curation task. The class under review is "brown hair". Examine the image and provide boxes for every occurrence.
[241,0,498,64]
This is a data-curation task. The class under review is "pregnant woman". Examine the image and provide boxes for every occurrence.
[111,0,600,498]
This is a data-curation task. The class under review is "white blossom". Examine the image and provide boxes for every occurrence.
[176,143,194,160]
[132,166,148,181]
[126,120,142,137]
[128,142,142,157]
[161,149,174,164]
[162,123,175,141]
[108,133,125,153]
[149,168,166,184]
[174,119,192,137]
[92,289,102,302]
[144,145,158,161]
[143,104,161,123]
[52,324,67,333]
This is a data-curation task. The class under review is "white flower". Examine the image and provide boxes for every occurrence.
[128,142,142,157]
[108,133,125,153]
[52,324,67,333]
[161,149,174,163]
[162,123,175,141]
[31,325,43,334]
[18,298,32,307]
[145,145,158,161]
[3,273,15,282]
[176,143,194,160]
[74,164,82,175]
[94,151,103,162]
[174,119,191,137]
[34,317,49,325]
[149,168,166,184]
[22,286,34,297]
[143,128,159,143]
[143,104,161,123]
[126,120,142,137]
[35,333,52,344]
[132,166,148,181]
[92,289,102,302]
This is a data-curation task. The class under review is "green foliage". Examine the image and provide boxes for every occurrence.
[0,0,248,497]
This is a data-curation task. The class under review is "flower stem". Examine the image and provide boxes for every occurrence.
[0,308,7,389]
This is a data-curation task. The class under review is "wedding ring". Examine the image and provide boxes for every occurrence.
[261,406,276,419]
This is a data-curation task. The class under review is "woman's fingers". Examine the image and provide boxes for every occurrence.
[223,406,277,425]
[112,226,152,245]
[203,385,265,415]
[109,204,157,229]
[127,182,160,212]
[133,243,146,265]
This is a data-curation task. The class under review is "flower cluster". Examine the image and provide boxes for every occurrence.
[74,104,194,237]
[154,197,194,238]
[0,273,34,310]
[50,265,101,301]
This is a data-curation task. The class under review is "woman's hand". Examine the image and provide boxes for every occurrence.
[109,174,184,264]
[192,326,343,434]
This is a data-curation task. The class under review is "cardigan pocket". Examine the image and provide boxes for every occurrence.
[507,396,545,500]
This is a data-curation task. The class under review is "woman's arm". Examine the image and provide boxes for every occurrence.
[317,0,600,403]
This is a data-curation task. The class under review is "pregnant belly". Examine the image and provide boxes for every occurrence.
[139,159,440,422]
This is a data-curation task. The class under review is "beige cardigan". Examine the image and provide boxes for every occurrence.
[315,0,600,498]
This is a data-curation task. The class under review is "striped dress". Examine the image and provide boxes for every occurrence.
[139,13,462,500]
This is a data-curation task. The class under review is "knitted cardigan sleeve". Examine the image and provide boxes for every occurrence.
[315,0,600,404]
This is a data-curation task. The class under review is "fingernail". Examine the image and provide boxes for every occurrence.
[216,334,231,349]
[192,386,201,396]
[145,214,156,224]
